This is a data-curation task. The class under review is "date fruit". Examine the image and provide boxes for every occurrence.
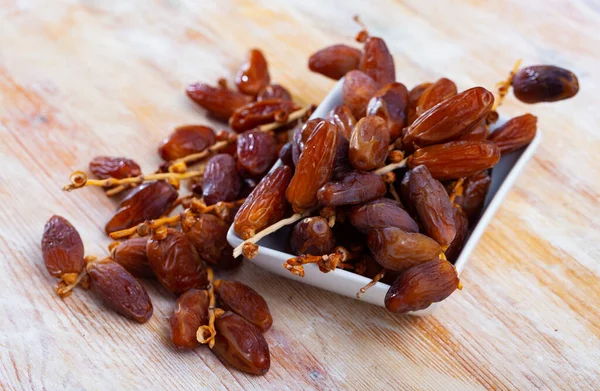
[236,49,270,96]
[182,213,229,266]
[366,82,408,140]
[146,229,208,295]
[512,65,579,103]
[348,198,418,234]
[415,78,457,118]
[105,181,178,234]
[212,312,270,375]
[257,84,292,102]
[385,258,460,313]
[89,156,141,179]
[236,130,277,177]
[327,105,356,140]
[409,165,456,246]
[234,165,292,239]
[214,280,272,332]
[457,121,489,141]
[186,83,253,121]
[158,125,216,161]
[406,82,432,125]
[42,215,85,279]
[489,114,537,154]
[292,118,323,165]
[368,227,442,271]
[286,120,338,212]
[290,216,336,256]
[349,115,390,171]
[86,258,153,323]
[317,171,386,207]
[203,154,241,206]
[229,99,298,133]
[308,44,362,80]
[407,140,500,180]
[454,170,491,223]
[403,87,494,148]
[170,289,209,349]
[111,237,154,278]
[445,208,469,263]
[342,70,379,119]
[359,37,395,87]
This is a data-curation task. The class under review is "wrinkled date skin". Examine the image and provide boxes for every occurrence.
[457,121,490,141]
[342,70,379,119]
[186,83,253,121]
[359,37,395,87]
[409,165,456,246]
[349,116,390,171]
[146,229,208,295]
[182,213,228,266]
[158,125,216,161]
[399,170,417,217]
[112,237,154,278]
[327,105,356,140]
[385,258,460,314]
[406,82,432,125]
[317,171,386,207]
[454,170,491,223]
[308,44,362,80]
[407,140,500,180]
[86,258,153,323]
[215,280,273,332]
[332,132,352,180]
[489,114,537,154]
[368,227,442,271]
[257,84,292,102]
[403,87,494,149]
[445,208,469,263]
[89,156,141,179]
[229,99,298,133]
[292,118,323,165]
[212,312,270,375]
[348,198,418,234]
[42,215,85,278]
[169,289,209,349]
[367,82,409,140]
[236,49,270,96]
[512,65,579,104]
[105,181,178,234]
[236,130,277,177]
[290,216,336,256]
[415,78,458,118]
[203,154,241,206]
[234,165,292,239]
[286,121,338,212]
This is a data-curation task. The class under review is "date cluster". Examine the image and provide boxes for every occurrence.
[41,19,579,377]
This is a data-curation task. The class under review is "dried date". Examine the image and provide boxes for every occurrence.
[349,115,390,171]
[308,44,362,80]
[489,114,537,154]
[415,78,457,118]
[203,154,241,206]
[89,156,141,179]
[214,280,272,332]
[42,215,85,279]
[111,237,154,278]
[348,198,418,234]
[290,216,335,256]
[366,82,408,140]
[359,37,395,87]
[445,208,469,263]
[257,84,292,102]
[342,70,379,119]
[236,49,270,96]
[454,170,491,223]
[512,65,579,103]
[158,125,216,161]
[317,171,386,207]
[327,105,356,140]
[182,213,229,266]
[170,289,209,349]
[406,82,432,125]
[368,227,442,271]
[236,130,277,177]
[229,99,298,133]
[186,83,253,121]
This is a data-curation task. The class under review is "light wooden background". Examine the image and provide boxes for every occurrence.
[1,0,599,390]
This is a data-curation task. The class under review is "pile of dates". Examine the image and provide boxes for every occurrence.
[43,21,579,376]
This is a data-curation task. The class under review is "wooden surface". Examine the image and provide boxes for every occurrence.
[1,1,599,390]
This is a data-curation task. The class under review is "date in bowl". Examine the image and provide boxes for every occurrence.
[227,79,541,316]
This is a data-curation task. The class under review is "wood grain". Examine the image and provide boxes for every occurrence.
[1,0,599,390]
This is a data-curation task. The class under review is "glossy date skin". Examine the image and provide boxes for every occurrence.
[42,215,85,278]
[257,84,292,102]
[105,181,178,234]
[234,165,292,239]
[169,289,209,349]
[403,87,494,149]
[182,213,229,267]
[406,82,432,125]
[236,49,270,96]
[112,237,154,278]
[229,99,298,133]
[445,207,470,263]
[407,140,500,181]
[327,105,356,140]
[359,37,395,87]
[214,280,273,332]
[367,82,408,141]
[512,65,579,103]
[415,78,457,118]
[385,258,460,314]
[408,165,456,246]
[158,125,216,161]
[236,130,277,177]
[348,198,418,234]
[454,170,491,224]
[292,118,323,165]
[290,216,336,256]
[86,258,153,323]
[146,229,208,295]
[203,154,241,206]
[317,171,386,207]
[342,70,379,119]
[349,116,390,171]
[368,227,442,271]
[308,44,362,80]
[212,312,270,375]
[489,114,537,154]
[89,156,141,179]
[186,83,253,121]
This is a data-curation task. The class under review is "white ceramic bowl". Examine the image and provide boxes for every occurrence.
[227,79,542,316]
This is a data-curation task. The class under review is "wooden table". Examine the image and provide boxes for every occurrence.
[1,1,599,389]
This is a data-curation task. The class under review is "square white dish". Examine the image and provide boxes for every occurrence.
[227,79,542,316]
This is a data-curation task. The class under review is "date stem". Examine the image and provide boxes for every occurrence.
[373,158,407,175]
[258,105,315,132]
[197,268,217,349]
[356,268,388,299]
[109,214,182,240]
[492,58,522,111]
[63,170,203,191]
